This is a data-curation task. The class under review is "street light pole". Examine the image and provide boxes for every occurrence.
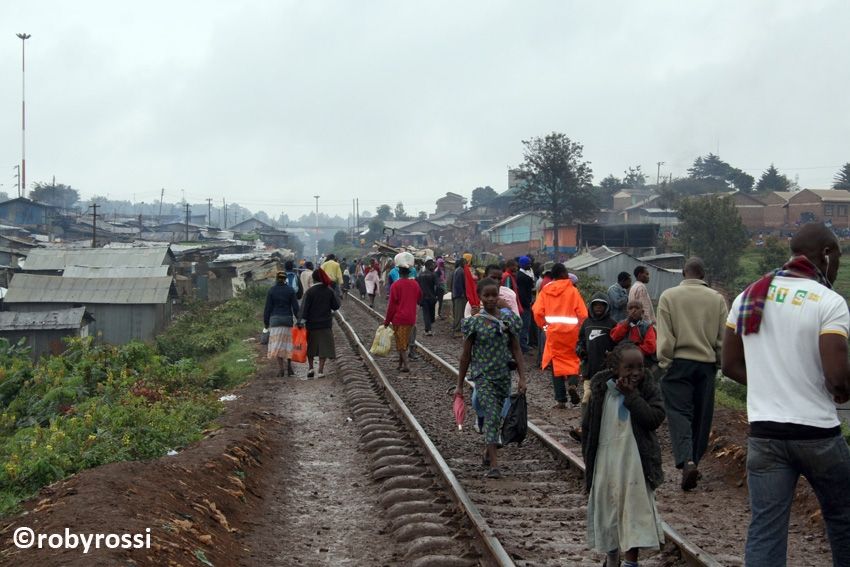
[17,33,31,198]
[656,161,665,187]
[313,195,320,262]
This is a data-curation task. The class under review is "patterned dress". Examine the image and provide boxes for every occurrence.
[462,309,522,444]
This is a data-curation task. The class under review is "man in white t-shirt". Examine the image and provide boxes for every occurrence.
[722,223,850,565]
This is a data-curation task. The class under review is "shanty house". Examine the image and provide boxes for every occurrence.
[435,192,467,215]
[21,246,174,275]
[0,197,61,227]
[0,307,94,359]
[3,274,175,344]
[485,213,550,257]
[564,246,682,300]
[230,217,274,233]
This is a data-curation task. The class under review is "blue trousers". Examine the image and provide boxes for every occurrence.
[746,435,850,566]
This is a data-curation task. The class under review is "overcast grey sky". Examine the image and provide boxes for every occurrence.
[1,1,849,218]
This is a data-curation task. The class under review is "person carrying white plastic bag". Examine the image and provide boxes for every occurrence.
[370,324,394,356]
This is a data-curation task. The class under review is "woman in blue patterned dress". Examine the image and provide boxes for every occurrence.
[455,278,527,478]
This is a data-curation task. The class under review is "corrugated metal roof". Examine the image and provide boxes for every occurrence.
[564,246,621,270]
[62,265,170,278]
[4,274,173,304]
[23,247,173,271]
[0,307,88,331]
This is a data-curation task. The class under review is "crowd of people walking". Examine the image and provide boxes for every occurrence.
[265,221,850,566]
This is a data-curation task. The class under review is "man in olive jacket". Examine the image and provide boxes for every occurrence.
[656,257,728,491]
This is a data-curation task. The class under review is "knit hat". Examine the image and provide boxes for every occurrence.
[519,256,531,269]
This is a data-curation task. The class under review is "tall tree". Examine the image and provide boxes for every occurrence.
[623,166,647,188]
[687,153,753,192]
[755,164,791,192]
[393,201,410,220]
[833,163,850,190]
[677,195,748,285]
[512,132,596,252]
[30,182,80,208]
[367,218,385,239]
[417,211,427,220]
[471,186,499,207]
[333,230,349,247]
[376,204,393,220]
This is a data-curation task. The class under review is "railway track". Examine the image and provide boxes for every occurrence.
[336,296,723,566]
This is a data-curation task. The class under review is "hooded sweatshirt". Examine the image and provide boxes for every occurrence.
[576,292,617,380]
[532,278,588,375]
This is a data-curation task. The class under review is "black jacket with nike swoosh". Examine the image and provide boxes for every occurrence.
[576,292,617,380]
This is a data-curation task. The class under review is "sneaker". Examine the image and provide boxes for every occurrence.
[316,372,325,378]
[307,369,315,378]
[681,461,699,491]
[425,331,434,336]
[486,468,502,479]
[473,420,482,434]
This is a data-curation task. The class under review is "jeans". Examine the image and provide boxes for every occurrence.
[746,435,850,566]
[420,300,436,332]
[660,359,716,468]
[519,309,531,353]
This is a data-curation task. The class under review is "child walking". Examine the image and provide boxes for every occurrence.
[455,278,527,479]
[581,342,666,567]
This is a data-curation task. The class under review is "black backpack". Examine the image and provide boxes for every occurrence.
[501,393,528,446]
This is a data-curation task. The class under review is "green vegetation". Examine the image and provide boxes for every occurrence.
[715,376,747,412]
[0,286,268,516]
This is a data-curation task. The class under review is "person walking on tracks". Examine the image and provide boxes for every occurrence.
[656,257,728,490]
[364,260,381,308]
[455,277,527,479]
[723,223,850,566]
[264,270,300,377]
[451,256,469,337]
[532,263,588,409]
[628,266,655,324]
[416,259,439,336]
[383,253,421,373]
[583,342,666,567]
[298,268,340,378]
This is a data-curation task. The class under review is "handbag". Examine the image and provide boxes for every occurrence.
[290,326,308,363]
[260,328,269,345]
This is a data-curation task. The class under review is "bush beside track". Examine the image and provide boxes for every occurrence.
[0,286,268,515]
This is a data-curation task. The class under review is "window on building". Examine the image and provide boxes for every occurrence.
[824,205,834,217]
[839,205,848,217]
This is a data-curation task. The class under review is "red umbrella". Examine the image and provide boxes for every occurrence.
[453,393,466,430]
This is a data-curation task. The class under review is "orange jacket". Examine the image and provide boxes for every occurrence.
[532,278,588,376]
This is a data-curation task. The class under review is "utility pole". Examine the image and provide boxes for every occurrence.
[313,195,320,261]
[158,188,164,222]
[223,198,228,228]
[206,198,212,227]
[17,33,31,198]
[185,203,190,242]
[13,165,20,197]
[356,197,360,245]
[91,203,98,248]
[656,161,665,187]
[138,213,143,238]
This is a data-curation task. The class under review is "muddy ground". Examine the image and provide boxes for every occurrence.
[0,339,404,567]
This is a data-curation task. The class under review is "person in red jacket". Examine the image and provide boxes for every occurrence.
[383,265,422,373]
[610,300,658,368]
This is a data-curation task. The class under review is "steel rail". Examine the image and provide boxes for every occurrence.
[345,293,723,567]
[334,310,516,567]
